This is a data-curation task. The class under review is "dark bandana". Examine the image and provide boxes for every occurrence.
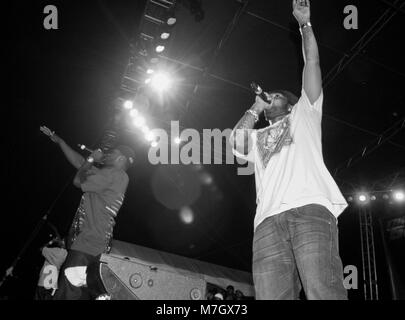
[256,116,293,169]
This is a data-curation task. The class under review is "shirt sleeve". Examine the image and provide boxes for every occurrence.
[232,130,257,163]
[81,171,113,194]
[299,88,324,113]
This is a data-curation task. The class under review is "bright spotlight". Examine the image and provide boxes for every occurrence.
[133,116,146,128]
[393,190,405,202]
[155,45,165,53]
[167,17,176,26]
[140,125,149,135]
[149,72,173,92]
[145,131,155,142]
[123,100,133,110]
[160,32,170,40]
[358,194,367,202]
[129,109,139,118]
[174,137,181,144]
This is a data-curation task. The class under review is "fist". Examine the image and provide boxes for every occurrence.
[251,94,271,113]
[293,0,311,25]
[90,149,104,162]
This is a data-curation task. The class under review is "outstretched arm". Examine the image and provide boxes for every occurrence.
[293,0,322,104]
[40,126,85,169]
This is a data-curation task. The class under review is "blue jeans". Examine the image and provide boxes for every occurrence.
[252,204,347,300]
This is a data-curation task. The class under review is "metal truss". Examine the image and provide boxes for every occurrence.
[359,207,379,300]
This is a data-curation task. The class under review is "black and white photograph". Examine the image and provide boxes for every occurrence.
[3,0,405,307]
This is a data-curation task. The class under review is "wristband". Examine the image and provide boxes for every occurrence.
[50,131,58,143]
[300,21,312,31]
[246,109,259,123]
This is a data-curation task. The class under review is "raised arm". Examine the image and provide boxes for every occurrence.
[40,126,85,169]
[293,0,322,104]
[230,96,269,155]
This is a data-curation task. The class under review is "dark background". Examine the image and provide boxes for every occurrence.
[3,0,405,300]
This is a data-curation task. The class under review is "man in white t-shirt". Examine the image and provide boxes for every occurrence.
[230,0,348,300]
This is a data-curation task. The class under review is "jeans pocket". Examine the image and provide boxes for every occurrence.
[295,204,336,225]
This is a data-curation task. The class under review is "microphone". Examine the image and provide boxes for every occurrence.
[250,82,272,104]
[78,144,94,153]
[78,144,106,165]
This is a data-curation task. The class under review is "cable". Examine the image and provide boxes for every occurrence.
[334,117,405,176]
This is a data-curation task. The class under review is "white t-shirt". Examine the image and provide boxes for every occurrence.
[233,89,348,230]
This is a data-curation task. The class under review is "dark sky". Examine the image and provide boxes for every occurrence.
[4,0,405,300]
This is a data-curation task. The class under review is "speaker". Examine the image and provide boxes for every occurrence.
[99,254,206,300]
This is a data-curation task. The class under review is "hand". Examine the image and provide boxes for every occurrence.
[293,0,311,25]
[90,149,104,162]
[251,94,271,114]
[40,126,60,144]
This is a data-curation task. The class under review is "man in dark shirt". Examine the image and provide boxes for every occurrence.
[40,126,134,300]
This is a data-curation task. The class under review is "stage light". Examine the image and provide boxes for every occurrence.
[149,72,173,92]
[151,141,158,148]
[160,32,170,40]
[145,131,155,142]
[123,100,133,110]
[358,194,367,202]
[129,109,139,118]
[383,194,390,200]
[155,45,165,53]
[174,137,181,144]
[167,17,176,26]
[146,68,154,74]
[347,196,353,202]
[371,195,377,201]
[393,190,405,202]
[133,116,146,128]
[140,125,149,135]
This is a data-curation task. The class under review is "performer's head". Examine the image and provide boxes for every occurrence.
[103,145,135,171]
[263,90,298,123]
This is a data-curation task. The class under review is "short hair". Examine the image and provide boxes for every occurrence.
[268,90,299,106]
[115,145,135,166]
